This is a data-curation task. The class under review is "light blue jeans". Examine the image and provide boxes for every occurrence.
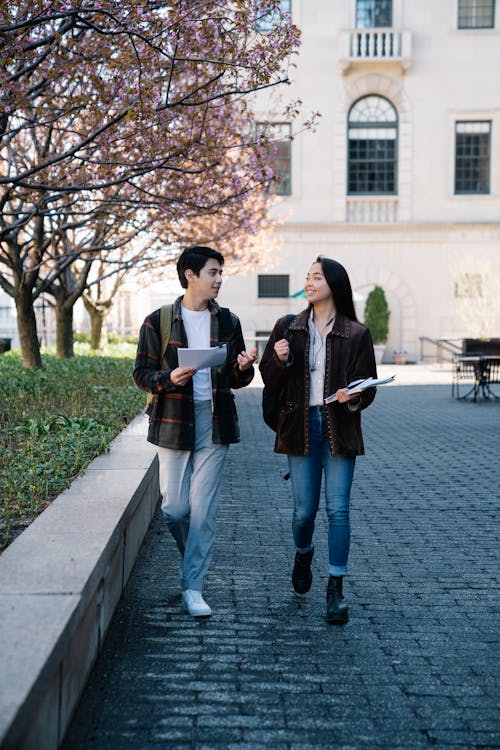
[157,400,228,591]
[287,406,356,577]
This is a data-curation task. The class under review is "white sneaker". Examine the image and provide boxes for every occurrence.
[182,589,212,618]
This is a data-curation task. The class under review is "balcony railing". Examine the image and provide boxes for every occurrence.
[346,196,399,224]
[339,28,412,73]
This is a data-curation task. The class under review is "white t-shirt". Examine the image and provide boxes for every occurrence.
[181,305,212,402]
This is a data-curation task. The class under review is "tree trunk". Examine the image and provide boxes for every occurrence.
[90,307,109,351]
[83,296,110,351]
[55,302,74,359]
[15,287,43,369]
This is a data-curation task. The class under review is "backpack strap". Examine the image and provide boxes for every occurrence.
[159,303,173,363]
[283,313,296,340]
[218,306,235,340]
[145,304,173,411]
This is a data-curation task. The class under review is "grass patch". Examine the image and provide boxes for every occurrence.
[0,345,145,552]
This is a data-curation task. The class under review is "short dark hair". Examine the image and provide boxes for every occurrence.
[176,245,224,289]
[315,256,358,322]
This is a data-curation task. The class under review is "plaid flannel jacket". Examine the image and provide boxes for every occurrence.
[133,296,254,450]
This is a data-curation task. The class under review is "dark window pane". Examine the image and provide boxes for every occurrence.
[348,138,396,194]
[272,139,292,195]
[455,122,491,193]
[458,0,495,28]
[356,0,393,28]
[258,275,289,298]
[348,139,396,194]
[256,122,292,196]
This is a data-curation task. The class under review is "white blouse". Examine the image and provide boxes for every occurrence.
[308,311,335,406]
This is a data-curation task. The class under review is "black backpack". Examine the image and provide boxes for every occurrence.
[262,314,296,432]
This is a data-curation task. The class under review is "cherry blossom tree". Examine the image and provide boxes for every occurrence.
[0,0,301,367]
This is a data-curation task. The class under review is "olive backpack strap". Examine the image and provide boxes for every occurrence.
[159,303,173,362]
[146,303,173,410]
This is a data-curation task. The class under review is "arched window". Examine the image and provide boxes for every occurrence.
[348,95,398,195]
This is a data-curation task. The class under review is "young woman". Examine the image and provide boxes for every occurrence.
[259,256,377,624]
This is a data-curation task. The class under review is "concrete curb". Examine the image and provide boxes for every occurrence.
[0,414,158,750]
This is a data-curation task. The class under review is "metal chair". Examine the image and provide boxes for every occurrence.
[480,357,500,399]
[451,353,481,400]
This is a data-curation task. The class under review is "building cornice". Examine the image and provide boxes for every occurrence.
[279,222,500,240]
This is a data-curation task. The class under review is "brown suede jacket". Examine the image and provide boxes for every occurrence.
[259,309,377,457]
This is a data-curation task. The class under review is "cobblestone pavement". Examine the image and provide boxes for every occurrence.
[63,383,500,750]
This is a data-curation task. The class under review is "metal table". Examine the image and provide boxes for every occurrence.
[452,355,500,401]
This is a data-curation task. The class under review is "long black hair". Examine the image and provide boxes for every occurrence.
[315,256,358,322]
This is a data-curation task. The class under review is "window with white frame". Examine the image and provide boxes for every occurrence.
[455,121,491,194]
[348,96,398,194]
[356,0,393,28]
[458,0,495,28]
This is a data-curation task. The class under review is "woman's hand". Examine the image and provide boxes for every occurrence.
[336,388,359,404]
[237,348,257,371]
[274,338,290,363]
[170,366,196,386]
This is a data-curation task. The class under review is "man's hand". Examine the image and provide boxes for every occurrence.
[274,338,290,363]
[237,348,257,371]
[170,366,196,386]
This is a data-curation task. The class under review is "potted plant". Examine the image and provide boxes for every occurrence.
[392,349,408,365]
[364,286,390,364]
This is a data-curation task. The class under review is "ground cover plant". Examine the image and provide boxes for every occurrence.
[0,344,144,552]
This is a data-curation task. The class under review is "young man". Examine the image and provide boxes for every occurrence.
[133,246,256,617]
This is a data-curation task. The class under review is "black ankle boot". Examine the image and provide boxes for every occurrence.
[326,575,349,624]
[292,547,314,594]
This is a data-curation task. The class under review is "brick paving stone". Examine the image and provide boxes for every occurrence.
[62,385,500,749]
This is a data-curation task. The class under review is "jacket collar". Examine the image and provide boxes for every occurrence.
[289,307,351,339]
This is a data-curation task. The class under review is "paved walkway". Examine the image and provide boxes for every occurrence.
[63,372,499,749]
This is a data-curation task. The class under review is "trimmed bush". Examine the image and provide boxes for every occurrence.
[364,286,390,344]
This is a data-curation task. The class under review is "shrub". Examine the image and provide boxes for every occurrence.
[108,332,138,345]
[364,286,390,344]
[73,332,91,344]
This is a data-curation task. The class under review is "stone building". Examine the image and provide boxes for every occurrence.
[213,0,500,363]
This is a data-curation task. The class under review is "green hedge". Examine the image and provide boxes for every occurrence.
[0,345,144,552]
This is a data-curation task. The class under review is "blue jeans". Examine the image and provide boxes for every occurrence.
[287,406,355,577]
[157,401,228,590]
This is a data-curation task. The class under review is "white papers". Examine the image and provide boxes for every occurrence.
[177,344,227,370]
[324,374,396,404]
